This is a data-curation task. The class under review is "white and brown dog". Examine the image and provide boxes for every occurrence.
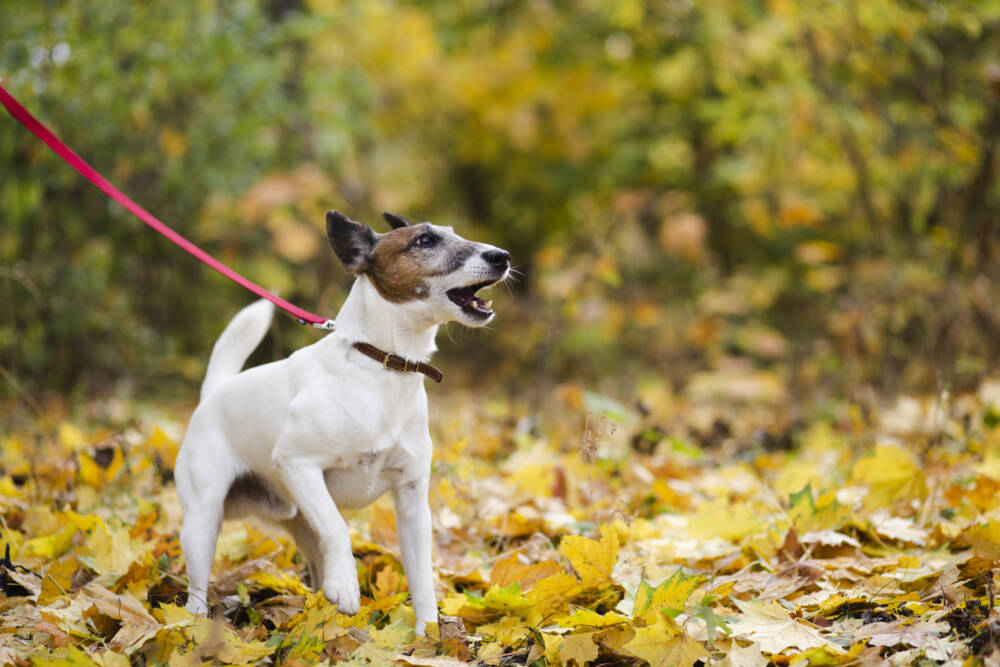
[174,210,510,635]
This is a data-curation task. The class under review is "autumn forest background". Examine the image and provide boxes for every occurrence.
[4,1,1000,665]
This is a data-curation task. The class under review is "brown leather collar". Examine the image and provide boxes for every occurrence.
[351,342,443,383]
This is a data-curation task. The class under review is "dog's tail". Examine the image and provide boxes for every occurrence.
[200,299,275,401]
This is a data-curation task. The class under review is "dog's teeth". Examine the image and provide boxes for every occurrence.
[484,300,492,310]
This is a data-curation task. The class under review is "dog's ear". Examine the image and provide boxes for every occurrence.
[326,211,377,274]
[382,212,412,230]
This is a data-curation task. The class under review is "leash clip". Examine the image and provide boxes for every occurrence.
[312,319,336,331]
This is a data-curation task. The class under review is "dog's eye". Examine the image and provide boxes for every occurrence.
[415,233,435,248]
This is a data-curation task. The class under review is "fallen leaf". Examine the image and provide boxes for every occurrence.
[633,568,706,618]
[559,631,599,666]
[557,608,628,628]
[719,640,769,667]
[799,530,860,547]
[81,582,159,653]
[489,554,563,590]
[560,524,620,587]
[855,619,951,649]
[727,599,830,654]
[624,614,707,667]
[850,445,926,509]
[871,512,928,546]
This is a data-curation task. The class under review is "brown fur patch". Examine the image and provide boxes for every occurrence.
[366,226,433,303]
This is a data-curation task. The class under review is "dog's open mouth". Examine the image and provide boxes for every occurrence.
[447,280,496,319]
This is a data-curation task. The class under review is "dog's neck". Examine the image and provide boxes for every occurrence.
[331,275,439,363]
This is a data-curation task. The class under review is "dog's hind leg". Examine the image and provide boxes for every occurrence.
[287,513,324,590]
[175,445,231,615]
[179,494,225,615]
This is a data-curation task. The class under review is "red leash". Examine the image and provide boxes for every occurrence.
[0,82,333,329]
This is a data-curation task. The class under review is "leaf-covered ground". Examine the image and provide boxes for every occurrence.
[3,380,1000,666]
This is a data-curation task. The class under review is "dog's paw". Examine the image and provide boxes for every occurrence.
[323,570,361,615]
[185,597,209,616]
[414,607,439,637]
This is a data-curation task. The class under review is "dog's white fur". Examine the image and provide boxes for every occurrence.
[174,211,508,635]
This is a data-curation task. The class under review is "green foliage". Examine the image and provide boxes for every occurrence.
[3,0,1000,397]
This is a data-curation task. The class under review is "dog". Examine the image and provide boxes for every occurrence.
[174,210,510,636]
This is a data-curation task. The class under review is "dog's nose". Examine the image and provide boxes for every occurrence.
[483,249,510,269]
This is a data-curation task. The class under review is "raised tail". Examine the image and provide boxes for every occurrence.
[200,299,275,400]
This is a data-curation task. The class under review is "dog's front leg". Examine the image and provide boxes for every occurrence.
[393,476,437,636]
[273,455,360,614]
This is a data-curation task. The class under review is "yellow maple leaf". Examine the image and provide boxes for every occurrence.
[489,554,563,590]
[625,614,707,667]
[632,568,706,619]
[559,631,599,666]
[64,510,102,532]
[442,583,541,629]
[477,641,507,664]
[249,570,310,596]
[481,584,535,615]
[506,462,554,497]
[373,564,404,599]
[964,521,1000,559]
[542,633,564,663]
[728,599,830,655]
[39,554,81,604]
[527,571,586,617]
[440,592,477,617]
[21,525,76,561]
[559,524,620,587]
[154,603,197,627]
[30,646,97,667]
[717,640,768,666]
[369,620,414,648]
[189,616,274,665]
[91,650,130,667]
[117,552,158,600]
[557,608,628,628]
[360,591,408,616]
[850,444,926,509]
[79,518,142,578]
[478,615,533,646]
[688,498,762,541]
[288,591,355,634]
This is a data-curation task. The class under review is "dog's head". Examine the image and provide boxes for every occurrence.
[326,210,510,327]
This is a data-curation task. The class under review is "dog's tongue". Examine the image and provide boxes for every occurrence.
[448,282,495,315]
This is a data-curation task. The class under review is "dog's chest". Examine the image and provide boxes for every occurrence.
[318,418,419,510]
[292,379,427,508]
[322,448,404,509]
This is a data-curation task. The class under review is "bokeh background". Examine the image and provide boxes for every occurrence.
[3,0,1000,409]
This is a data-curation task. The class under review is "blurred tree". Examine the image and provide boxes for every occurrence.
[2,0,1000,400]
[1,1,338,393]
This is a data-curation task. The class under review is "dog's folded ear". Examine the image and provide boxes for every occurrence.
[327,211,378,274]
[382,212,412,230]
